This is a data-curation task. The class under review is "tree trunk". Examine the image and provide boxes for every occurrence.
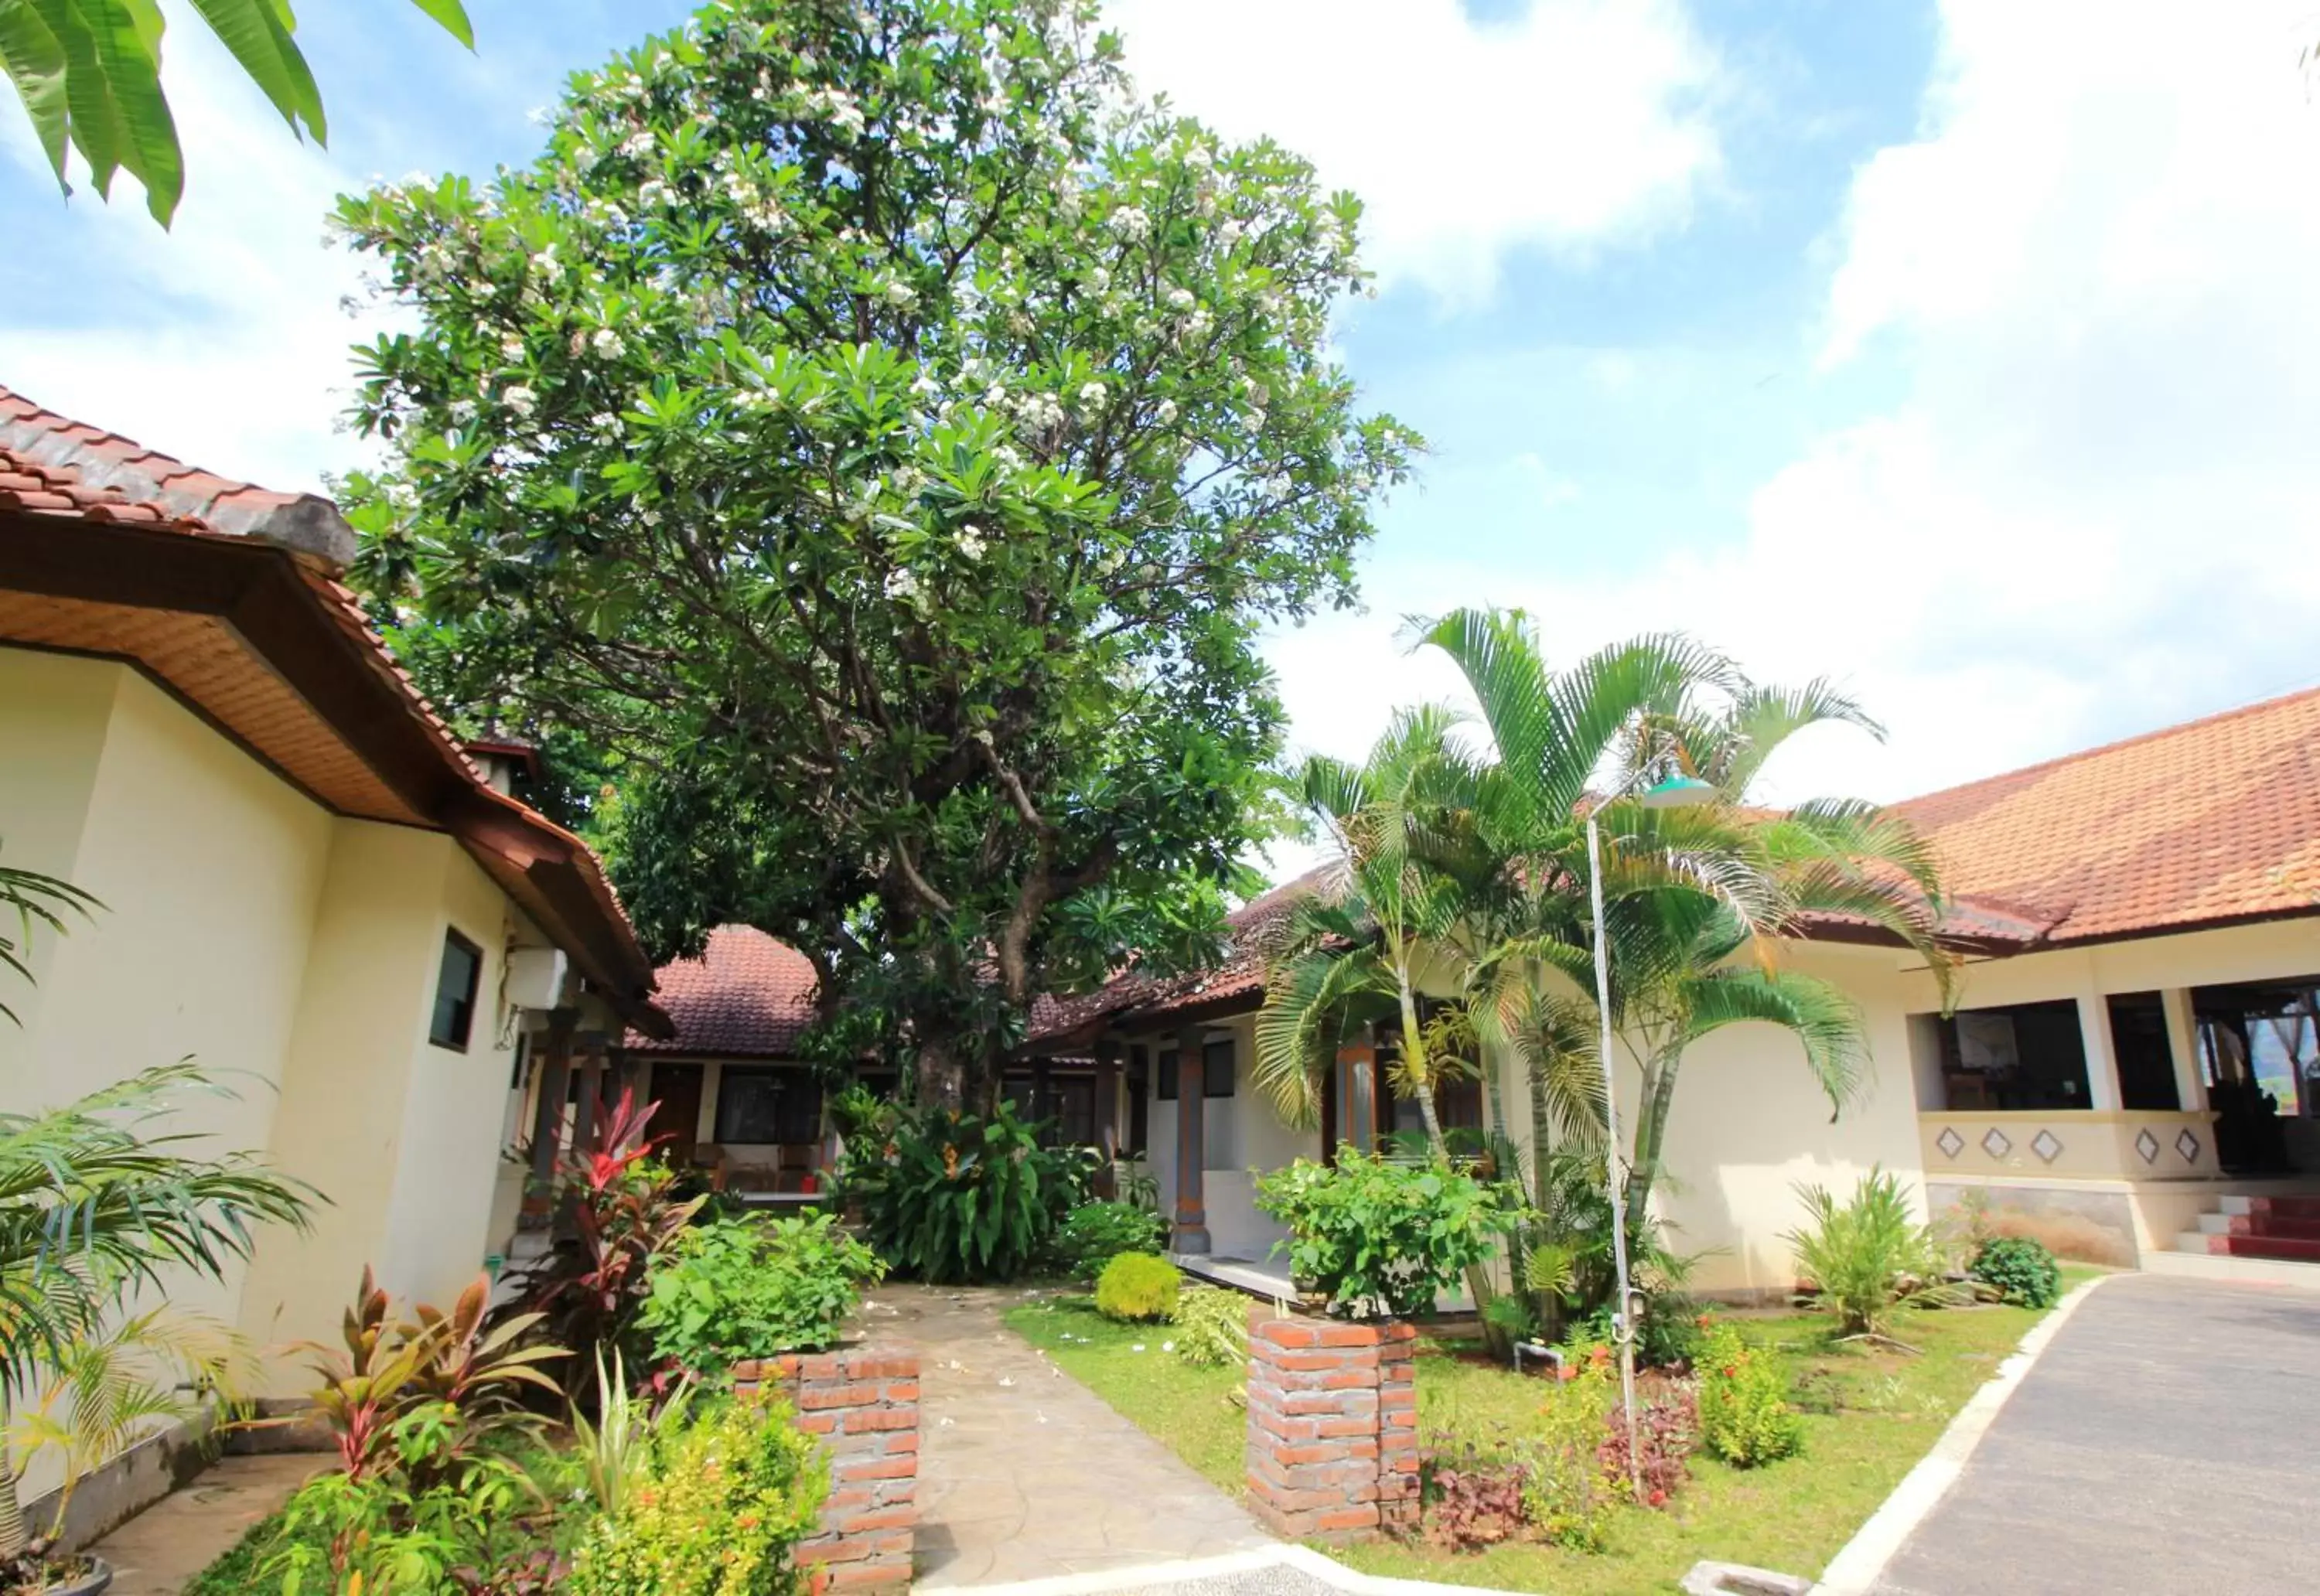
[1623,1048,1684,1257]
[1399,987,1507,1356]
[916,1029,970,1115]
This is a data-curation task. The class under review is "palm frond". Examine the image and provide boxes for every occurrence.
[1678,965,1869,1119]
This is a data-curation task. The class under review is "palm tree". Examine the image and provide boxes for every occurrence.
[1421,608,1953,1254]
[0,850,98,1026]
[0,1064,317,1557]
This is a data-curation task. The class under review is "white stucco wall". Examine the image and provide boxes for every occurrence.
[0,645,543,1395]
[0,655,332,1330]
[1135,1012,1319,1264]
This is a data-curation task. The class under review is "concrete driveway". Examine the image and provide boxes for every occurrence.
[1870,1274,2320,1596]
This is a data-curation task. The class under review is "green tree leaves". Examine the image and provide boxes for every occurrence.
[340,0,1414,1106]
[0,0,472,226]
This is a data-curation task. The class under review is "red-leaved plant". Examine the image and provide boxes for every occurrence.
[495,1086,702,1405]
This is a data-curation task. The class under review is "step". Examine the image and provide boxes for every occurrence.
[2219,1194,2320,1221]
[2197,1211,2320,1241]
[2176,1229,2320,1264]
[2148,1246,2320,1292]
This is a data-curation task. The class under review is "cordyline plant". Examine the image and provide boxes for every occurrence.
[496,1087,700,1400]
[337,0,1416,1110]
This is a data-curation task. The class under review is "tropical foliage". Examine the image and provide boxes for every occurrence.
[564,1389,827,1596]
[1783,1168,1964,1344]
[1969,1235,2062,1310]
[640,1211,885,1378]
[337,0,1416,1110]
[1254,1152,1515,1319]
[0,847,97,1026]
[1256,607,1953,1335]
[0,0,473,227]
[843,1100,1089,1283]
[1049,1199,1168,1284]
[1696,1325,1803,1468]
[1167,1284,1248,1368]
[0,1064,313,1561]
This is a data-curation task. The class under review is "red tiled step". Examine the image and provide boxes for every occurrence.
[2239,1195,2320,1222]
[2226,1213,2320,1242]
[2204,1233,2320,1263]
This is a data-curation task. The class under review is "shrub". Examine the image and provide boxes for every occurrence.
[1600,1383,1698,1509]
[1421,1442,1530,1551]
[640,1211,886,1376]
[1052,1200,1169,1283]
[1970,1235,2062,1309]
[1094,1253,1181,1321]
[842,1101,1085,1283]
[266,1269,570,1590]
[1521,1354,1619,1550]
[1169,1285,1249,1367]
[565,1388,827,1596]
[1784,1166,1963,1342]
[1254,1152,1515,1318]
[1697,1325,1803,1468]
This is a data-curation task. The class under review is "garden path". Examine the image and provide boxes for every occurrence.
[1865,1273,2320,1595]
[86,1452,317,1594]
[870,1283,1274,1587]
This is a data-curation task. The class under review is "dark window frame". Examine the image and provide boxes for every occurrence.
[714,1066,824,1144]
[428,928,483,1052]
[1203,1037,1236,1097]
[1156,1048,1179,1100]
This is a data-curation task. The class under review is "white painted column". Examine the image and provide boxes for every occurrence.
[2161,987,2209,1113]
[2075,991,2123,1112]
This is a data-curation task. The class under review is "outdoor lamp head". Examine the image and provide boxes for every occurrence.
[1639,774,1717,810]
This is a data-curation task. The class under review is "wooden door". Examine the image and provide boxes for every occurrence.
[645,1063,705,1167]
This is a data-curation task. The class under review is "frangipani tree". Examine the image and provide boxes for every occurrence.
[343,0,1414,1110]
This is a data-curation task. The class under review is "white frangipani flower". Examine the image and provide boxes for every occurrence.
[592,328,625,358]
[1077,381,1105,408]
[503,386,538,418]
[957,524,987,560]
[885,568,920,602]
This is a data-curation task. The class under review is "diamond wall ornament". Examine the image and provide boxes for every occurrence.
[2032,1129,2064,1164]
[2135,1129,2161,1165]
[1981,1127,2012,1159]
[2177,1129,2202,1164]
[1936,1127,1966,1160]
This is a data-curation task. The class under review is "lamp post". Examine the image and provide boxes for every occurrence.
[1587,770,1714,1501]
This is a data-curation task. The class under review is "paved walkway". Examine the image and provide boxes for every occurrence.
[1871,1274,2320,1595]
[868,1284,1272,1587]
[87,1452,317,1594]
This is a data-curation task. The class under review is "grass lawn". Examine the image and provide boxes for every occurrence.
[1005,1267,2100,1595]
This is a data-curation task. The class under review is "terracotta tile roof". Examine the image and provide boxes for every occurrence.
[627,926,821,1055]
[0,382,663,1025]
[1892,685,2320,945]
[0,385,355,562]
[1028,866,1332,1042]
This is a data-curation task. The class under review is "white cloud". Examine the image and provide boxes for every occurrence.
[0,22,374,493]
[1264,0,2320,824]
[1106,0,1722,302]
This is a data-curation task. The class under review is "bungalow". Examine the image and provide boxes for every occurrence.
[1024,687,2320,1296]
[0,385,666,1399]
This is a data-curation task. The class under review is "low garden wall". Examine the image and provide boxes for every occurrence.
[734,1346,921,1592]
[1244,1315,1419,1542]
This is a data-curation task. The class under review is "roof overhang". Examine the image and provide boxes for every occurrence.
[0,508,670,1038]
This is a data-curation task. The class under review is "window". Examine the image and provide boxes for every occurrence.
[1156,1048,1179,1100]
[714,1069,824,1144]
[1932,1000,2087,1110]
[1203,1038,1237,1097]
[428,929,483,1051]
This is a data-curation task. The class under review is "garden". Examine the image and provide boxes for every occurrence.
[1005,1152,2087,1595]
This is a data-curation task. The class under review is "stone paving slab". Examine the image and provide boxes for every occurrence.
[87,1452,319,1594]
[868,1284,1273,1588]
[1868,1273,2320,1596]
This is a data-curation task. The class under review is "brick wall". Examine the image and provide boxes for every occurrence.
[733,1347,919,1592]
[1244,1316,1419,1541]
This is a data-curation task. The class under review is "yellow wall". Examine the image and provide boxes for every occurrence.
[0,646,540,1394]
[0,656,333,1329]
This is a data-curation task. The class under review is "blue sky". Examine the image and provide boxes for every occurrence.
[9,0,2320,830]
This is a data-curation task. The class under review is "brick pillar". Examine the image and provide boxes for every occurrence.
[734,1348,920,1591]
[1244,1315,1419,1541]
